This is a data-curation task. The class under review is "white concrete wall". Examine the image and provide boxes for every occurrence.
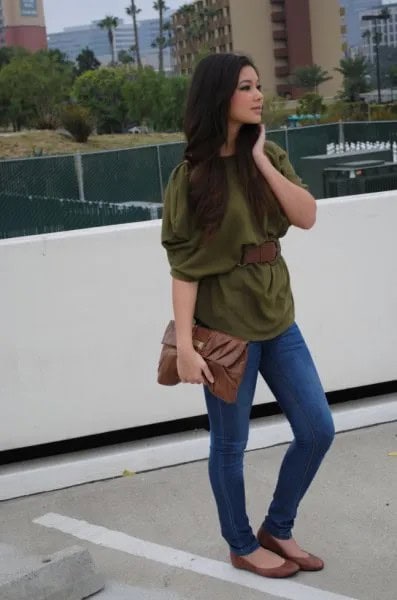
[1,192,396,452]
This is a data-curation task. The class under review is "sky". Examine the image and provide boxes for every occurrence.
[43,0,184,33]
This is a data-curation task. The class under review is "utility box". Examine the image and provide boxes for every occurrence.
[300,149,393,198]
[322,160,397,198]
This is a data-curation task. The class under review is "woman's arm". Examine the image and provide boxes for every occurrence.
[173,278,198,351]
[172,278,214,385]
[253,126,317,230]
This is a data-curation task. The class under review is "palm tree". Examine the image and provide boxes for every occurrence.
[76,47,101,75]
[118,48,135,65]
[293,64,333,94]
[187,7,217,45]
[153,1,168,73]
[335,55,372,102]
[380,6,391,20]
[98,15,120,65]
[126,2,142,69]
[362,29,371,56]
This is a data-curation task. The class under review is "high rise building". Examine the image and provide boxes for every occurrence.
[339,1,378,50]
[0,0,47,51]
[340,0,397,58]
[48,15,173,71]
[172,0,344,99]
[359,1,397,61]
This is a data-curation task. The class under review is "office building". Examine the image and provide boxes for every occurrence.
[339,0,378,49]
[48,15,173,70]
[172,0,344,98]
[359,1,397,61]
[0,0,47,50]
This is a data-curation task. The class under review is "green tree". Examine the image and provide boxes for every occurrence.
[76,47,101,75]
[156,74,189,130]
[0,52,73,130]
[123,66,163,125]
[151,20,174,69]
[118,48,135,65]
[0,46,29,69]
[362,28,382,58]
[293,64,332,94]
[33,50,75,127]
[296,92,326,117]
[126,1,142,69]
[163,21,173,52]
[174,4,216,71]
[37,48,74,67]
[98,15,120,65]
[153,1,168,72]
[335,55,372,102]
[123,67,189,130]
[73,67,129,133]
[362,29,371,46]
[0,58,38,130]
[187,5,216,45]
[175,2,195,26]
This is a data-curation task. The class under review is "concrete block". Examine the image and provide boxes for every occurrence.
[0,544,105,600]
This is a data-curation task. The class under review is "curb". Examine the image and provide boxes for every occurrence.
[0,544,105,600]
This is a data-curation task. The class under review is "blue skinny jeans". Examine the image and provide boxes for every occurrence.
[204,322,335,556]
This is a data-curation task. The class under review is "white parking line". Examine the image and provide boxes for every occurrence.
[34,513,359,600]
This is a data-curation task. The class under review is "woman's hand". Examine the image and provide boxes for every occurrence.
[252,123,267,160]
[177,347,214,385]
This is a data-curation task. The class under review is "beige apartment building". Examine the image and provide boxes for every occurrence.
[172,0,344,99]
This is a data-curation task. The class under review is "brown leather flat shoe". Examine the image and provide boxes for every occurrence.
[257,527,324,572]
[230,551,300,578]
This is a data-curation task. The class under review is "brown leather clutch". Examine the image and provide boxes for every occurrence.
[157,320,248,403]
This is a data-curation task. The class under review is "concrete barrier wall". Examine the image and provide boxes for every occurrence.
[1,192,396,451]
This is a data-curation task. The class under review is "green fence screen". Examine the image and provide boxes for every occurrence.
[1,122,396,239]
[343,121,397,144]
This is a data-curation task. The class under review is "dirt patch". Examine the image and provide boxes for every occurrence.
[0,130,185,160]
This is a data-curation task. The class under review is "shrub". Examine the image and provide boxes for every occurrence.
[35,111,60,130]
[368,103,397,121]
[60,104,94,143]
[319,100,369,122]
[262,96,293,129]
[297,92,326,117]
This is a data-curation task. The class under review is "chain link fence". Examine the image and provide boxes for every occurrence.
[1,122,397,240]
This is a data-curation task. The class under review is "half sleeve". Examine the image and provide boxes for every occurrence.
[265,141,308,189]
[161,162,201,282]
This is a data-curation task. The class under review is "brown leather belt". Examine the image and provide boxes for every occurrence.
[238,240,280,266]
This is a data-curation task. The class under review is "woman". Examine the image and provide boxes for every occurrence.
[161,53,335,579]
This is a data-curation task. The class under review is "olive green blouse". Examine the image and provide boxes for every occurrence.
[161,141,307,341]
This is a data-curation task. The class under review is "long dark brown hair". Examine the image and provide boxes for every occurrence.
[184,53,275,237]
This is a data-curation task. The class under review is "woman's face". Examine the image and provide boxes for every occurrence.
[229,65,264,126]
